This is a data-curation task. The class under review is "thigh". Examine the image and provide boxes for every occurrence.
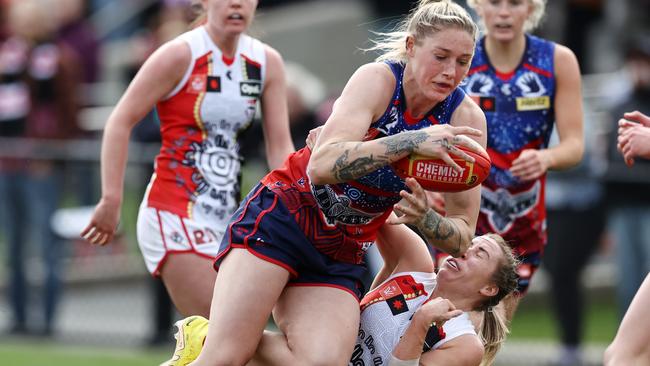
[273,286,360,366]
[160,253,217,317]
[197,248,291,365]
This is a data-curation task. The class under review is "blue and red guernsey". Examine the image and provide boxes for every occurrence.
[462,34,556,255]
[261,62,466,264]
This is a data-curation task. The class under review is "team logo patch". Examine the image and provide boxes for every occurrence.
[480,180,540,234]
[206,76,221,92]
[381,280,409,316]
[240,81,261,98]
[186,74,207,94]
[478,96,496,112]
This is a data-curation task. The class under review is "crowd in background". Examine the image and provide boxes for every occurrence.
[0,1,648,365]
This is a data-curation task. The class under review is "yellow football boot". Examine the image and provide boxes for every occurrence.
[160,315,208,366]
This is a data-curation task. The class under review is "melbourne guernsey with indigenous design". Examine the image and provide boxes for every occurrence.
[261,61,465,264]
[462,34,556,256]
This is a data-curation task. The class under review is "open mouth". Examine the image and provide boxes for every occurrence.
[228,13,244,21]
[434,82,452,90]
[446,258,460,271]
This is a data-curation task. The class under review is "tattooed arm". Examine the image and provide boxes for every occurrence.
[308,63,482,185]
[388,96,486,256]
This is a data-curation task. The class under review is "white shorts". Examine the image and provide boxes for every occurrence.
[136,203,223,276]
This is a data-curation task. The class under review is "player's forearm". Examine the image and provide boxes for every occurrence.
[392,317,430,361]
[414,208,472,257]
[100,121,132,205]
[545,135,584,170]
[309,130,427,184]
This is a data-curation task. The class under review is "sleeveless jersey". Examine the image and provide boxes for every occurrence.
[261,62,466,264]
[462,34,556,255]
[146,27,266,226]
[350,271,476,365]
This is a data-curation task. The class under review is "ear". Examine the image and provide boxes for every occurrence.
[405,35,416,57]
[479,284,499,298]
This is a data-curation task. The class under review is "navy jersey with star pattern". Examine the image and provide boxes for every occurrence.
[261,61,465,264]
[461,34,556,255]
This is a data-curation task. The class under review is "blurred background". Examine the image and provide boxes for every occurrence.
[0,0,648,365]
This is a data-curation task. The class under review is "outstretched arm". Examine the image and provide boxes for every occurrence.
[81,39,190,245]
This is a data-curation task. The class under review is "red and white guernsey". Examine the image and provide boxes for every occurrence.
[145,26,266,230]
[350,272,476,365]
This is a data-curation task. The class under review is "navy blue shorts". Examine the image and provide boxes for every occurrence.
[215,183,367,301]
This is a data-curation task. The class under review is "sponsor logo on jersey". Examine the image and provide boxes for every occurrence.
[240,81,261,98]
[515,96,550,111]
[206,76,221,92]
[413,160,469,184]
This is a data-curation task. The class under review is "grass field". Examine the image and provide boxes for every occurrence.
[0,295,618,366]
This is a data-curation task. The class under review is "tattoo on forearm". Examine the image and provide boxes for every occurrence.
[381,131,428,155]
[332,148,389,181]
[418,209,460,255]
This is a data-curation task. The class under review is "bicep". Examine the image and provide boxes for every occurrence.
[313,64,394,150]
[419,335,484,366]
[443,99,485,232]
[443,185,481,233]
[260,47,292,145]
[377,219,434,274]
[451,97,487,148]
[553,45,584,142]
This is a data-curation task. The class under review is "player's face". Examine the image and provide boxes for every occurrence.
[204,0,258,35]
[476,0,532,42]
[437,236,502,296]
[406,28,474,102]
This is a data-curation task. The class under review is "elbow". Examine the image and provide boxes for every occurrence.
[573,141,585,166]
[307,159,331,185]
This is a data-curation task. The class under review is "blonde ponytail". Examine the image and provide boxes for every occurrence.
[478,302,510,366]
[366,0,478,63]
[473,234,520,366]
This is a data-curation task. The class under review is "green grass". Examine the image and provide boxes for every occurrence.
[509,293,619,344]
[0,341,170,366]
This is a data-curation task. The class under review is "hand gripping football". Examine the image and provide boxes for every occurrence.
[392,140,491,193]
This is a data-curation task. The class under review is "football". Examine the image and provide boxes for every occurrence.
[391,142,491,193]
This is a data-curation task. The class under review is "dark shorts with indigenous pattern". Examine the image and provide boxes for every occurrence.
[214,183,367,300]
